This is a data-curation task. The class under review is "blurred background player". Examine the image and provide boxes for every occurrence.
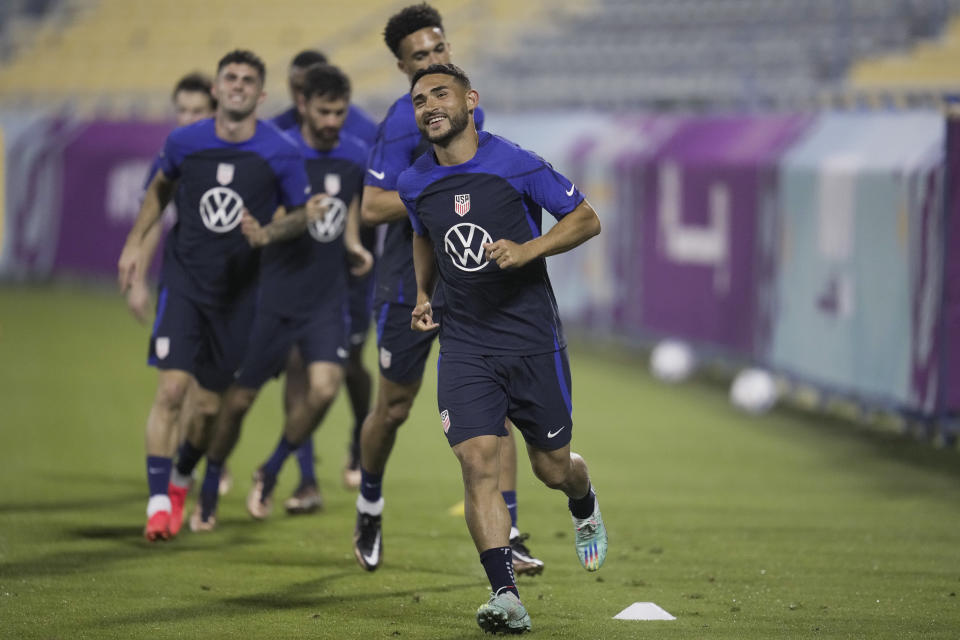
[188,63,372,530]
[403,63,607,634]
[117,49,312,541]
[352,2,543,576]
[273,49,380,498]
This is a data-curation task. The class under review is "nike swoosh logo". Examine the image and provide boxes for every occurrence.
[362,531,381,566]
[566,184,575,196]
[147,467,165,474]
[547,426,566,438]
[368,169,385,180]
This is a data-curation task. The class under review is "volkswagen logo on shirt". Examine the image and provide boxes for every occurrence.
[308,195,347,243]
[444,222,491,272]
[199,186,244,233]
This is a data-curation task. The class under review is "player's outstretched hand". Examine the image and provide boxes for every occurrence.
[411,301,439,332]
[241,209,268,247]
[347,244,374,277]
[117,243,142,293]
[306,193,330,223]
[483,239,533,269]
[126,280,151,324]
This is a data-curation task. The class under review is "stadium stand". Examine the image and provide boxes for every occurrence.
[0,0,562,118]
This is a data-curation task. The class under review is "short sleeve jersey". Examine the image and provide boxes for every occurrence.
[257,128,368,317]
[397,131,584,356]
[271,104,379,146]
[157,118,310,306]
[365,94,485,305]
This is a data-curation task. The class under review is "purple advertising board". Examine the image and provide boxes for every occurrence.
[633,116,809,356]
[53,120,172,278]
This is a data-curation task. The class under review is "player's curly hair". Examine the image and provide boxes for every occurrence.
[383,3,444,58]
[217,49,266,83]
[172,72,216,110]
[301,63,351,102]
[409,63,470,92]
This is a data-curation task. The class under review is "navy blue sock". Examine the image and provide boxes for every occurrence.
[146,456,172,496]
[175,440,204,477]
[295,438,316,488]
[501,490,518,530]
[479,547,518,597]
[262,436,297,478]
[359,467,382,503]
[568,483,596,520]
[200,458,223,519]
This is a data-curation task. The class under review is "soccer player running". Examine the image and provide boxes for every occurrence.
[187,63,373,530]
[271,50,379,503]
[117,50,313,541]
[353,1,544,577]
[400,64,608,634]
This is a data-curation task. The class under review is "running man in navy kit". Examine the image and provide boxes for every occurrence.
[273,49,379,495]
[353,2,543,577]
[117,50,312,541]
[185,63,373,531]
[400,64,608,634]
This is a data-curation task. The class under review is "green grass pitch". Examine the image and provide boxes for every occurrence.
[1,285,959,639]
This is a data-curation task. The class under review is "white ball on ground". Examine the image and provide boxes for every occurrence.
[650,340,695,383]
[730,368,778,414]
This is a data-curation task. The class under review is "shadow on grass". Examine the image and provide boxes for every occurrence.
[0,491,144,514]
[89,574,481,629]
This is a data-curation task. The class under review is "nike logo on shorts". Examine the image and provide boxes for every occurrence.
[547,426,567,439]
[566,184,576,196]
[368,169,385,180]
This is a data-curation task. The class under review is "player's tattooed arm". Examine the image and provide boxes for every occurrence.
[411,232,439,332]
[361,185,409,225]
[345,196,374,277]
[484,199,601,269]
[242,204,310,247]
[118,172,176,294]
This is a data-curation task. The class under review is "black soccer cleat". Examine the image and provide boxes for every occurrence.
[353,511,382,571]
[510,533,545,577]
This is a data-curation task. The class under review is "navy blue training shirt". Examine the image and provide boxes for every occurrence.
[365,94,484,305]
[157,118,310,306]
[271,104,379,146]
[257,127,368,317]
[398,131,584,356]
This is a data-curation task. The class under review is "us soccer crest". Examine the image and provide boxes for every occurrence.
[155,337,170,360]
[216,163,235,186]
[440,409,450,433]
[454,193,470,216]
[324,173,341,196]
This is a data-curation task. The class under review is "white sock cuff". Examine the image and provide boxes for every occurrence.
[147,494,172,517]
[509,526,521,540]
[356,494,385,516]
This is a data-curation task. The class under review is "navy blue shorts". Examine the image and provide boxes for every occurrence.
[147,286,255,393]
[374,301,440,385]
[436,349,574,450]
[234,304,348,389]
[347,270,375,348]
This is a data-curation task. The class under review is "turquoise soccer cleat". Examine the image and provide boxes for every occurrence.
[476,589,531,635]
[572,499,607,571]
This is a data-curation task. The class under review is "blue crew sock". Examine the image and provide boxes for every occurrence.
[359,467,382,503]
[568,483,596,520]
[175,440,204,477]
[199,458,223,520]
[147,456,172,497]
[262,436,297,478]
[295,438,316,488]
[479,547,518,597]
[501,490,518,530]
